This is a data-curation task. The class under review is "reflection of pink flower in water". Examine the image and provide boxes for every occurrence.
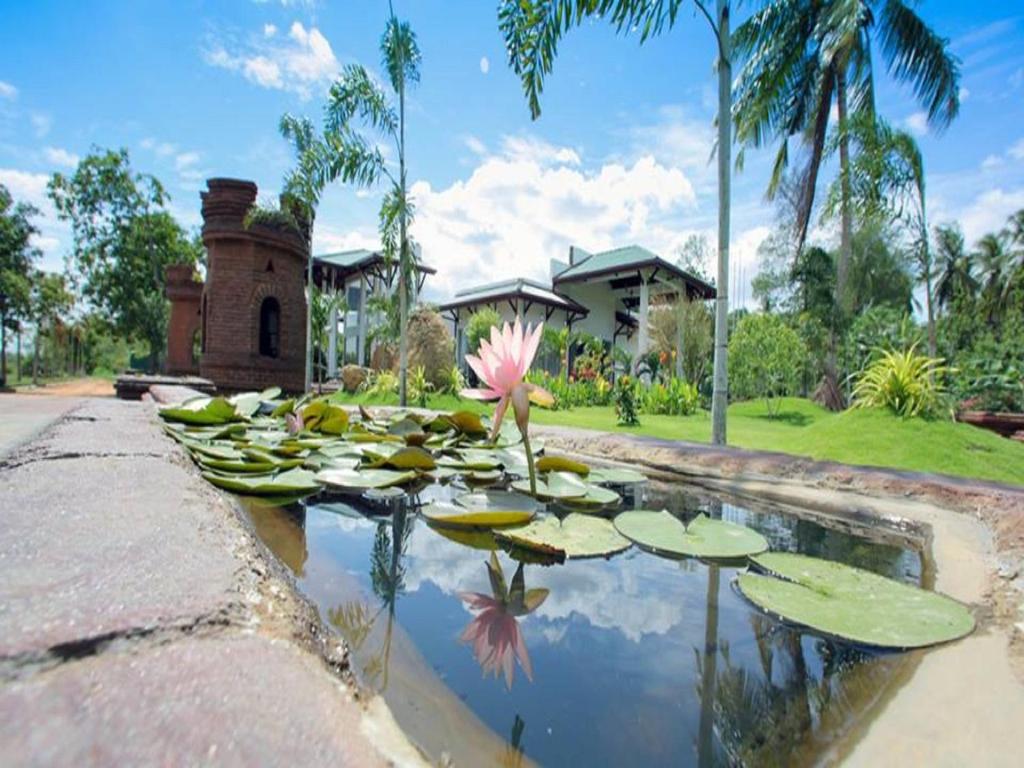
[458,553,549,690]
[459,591,534,689]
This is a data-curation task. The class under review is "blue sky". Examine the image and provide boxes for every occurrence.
[2,0,1023,305]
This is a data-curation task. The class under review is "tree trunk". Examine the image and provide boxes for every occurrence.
[711,0,731,446]
[304,229,314,394]
[836,63,853,317]
[922,221,937,358]
[16,327,22,382]
[1,314,7,388]
[33,326,40,385]
[397,77,410,408]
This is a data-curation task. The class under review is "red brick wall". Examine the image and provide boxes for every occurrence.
[198,178,308,393]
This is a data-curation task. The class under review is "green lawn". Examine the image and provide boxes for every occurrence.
[330,391,1024,487]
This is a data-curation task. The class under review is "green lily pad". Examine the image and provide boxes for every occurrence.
[536,455,590,475]
[737,552,976,649]
[587,467,647,485]
[614,511,768,560]
[454,490,542,513]
[422,502,536,529]
[201,467,321,496]
[560,483,621,509]
[511,471,589,500]
[438,449,501,471]
[380,446,436,471]
[461,469,503,485]
[444,410,487,436]
[160,396,239,425]
[315,467,418,491]
[495,514,631,561]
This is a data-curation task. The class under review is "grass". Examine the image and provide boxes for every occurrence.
[332,390,1024,487]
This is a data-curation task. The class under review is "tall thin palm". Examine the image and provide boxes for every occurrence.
[734,0,960,314]
[280,114,325,392]
[311,11,421,406]
[932,224,977,312]
[499,0,735,444]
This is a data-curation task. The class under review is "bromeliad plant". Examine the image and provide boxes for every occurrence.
[462,319,554,495]
[852,344,951,418]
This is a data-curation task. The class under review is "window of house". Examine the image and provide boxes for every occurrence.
[259,297,281,358]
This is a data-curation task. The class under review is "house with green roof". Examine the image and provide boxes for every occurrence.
[312,247,435,375]
[439,244,715,370]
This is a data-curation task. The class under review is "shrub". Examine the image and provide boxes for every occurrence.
[614,375,640,426]
[728,313,807,416]
[406,308,454,389]
[361,369,398,398]
[408,365,432,408]
[442,364,466,397]
[845,306,924,375]
[465,308,501,355]
[852,345,951,418]
[643,378,700,416]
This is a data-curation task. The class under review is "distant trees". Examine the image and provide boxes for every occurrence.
[48,148,200,371]
[0,183,40,386]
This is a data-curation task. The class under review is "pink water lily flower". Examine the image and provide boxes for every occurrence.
[462,319,553,493]
[458,591,534,690]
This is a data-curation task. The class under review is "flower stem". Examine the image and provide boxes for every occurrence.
[521,427,537,496]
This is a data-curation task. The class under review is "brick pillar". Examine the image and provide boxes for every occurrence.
[198,178,308,393]
[164,264,203,376]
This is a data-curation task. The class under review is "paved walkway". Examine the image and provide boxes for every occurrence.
[0,396,421,767]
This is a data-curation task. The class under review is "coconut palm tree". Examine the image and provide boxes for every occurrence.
[733,0,960,316]
[308,9,421,406]
[973,233,1011,326]
[499,0,736,445]
[932,223,977,313]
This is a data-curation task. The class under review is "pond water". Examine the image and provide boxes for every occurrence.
[244,479,926,768]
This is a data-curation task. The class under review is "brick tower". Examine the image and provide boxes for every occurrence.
[198,178,307,393]
[164,264,203,376]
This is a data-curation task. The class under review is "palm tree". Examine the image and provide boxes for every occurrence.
[1002,209,1024,280]
[733,0,960,316]
[499,0,736,445]
[308,10,421,405]
[279,114,328,393]
[973,233,1011,326]
[932,223,977,313]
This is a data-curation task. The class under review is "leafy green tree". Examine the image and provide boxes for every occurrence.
[734,0,960,317]
[29,270,74,383]
[0,184,40,386]
[973,233,1012,327]
[308,10,421,405]
[499,0,736,444]
[466,308,502,357]
[47,149,199,371]
[932,223,977,313]
[728,313,806,416]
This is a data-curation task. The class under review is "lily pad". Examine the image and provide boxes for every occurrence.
[454,490,542,513]
[587,467,647,485]
[560,484,621,509]
[426,524,498,551]
[737,552,976,649]
[614,511,768,560]
[201,467,321,496]
[421,502,536,529]
[315,467,417,491]
[160,396,239,426]
[511,471,589,500]
[536,455,590,476]
[444,410,487,436]
[495,514,631,561]
[379,446,437,471]
[438,449,502,471]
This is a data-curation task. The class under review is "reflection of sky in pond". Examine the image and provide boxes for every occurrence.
[248,483,923,768]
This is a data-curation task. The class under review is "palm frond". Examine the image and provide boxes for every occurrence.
[381,16,422,93]
[325,64,398,137]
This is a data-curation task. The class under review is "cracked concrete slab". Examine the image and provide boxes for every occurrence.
[0,396,80,457]
[0,634,390,768]
[0,452,249,659]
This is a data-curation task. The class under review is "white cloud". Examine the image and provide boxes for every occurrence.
[312,225,378,255]
[981,154,1002,171]
[0,80,17,100]
[958,188,1024,242]
[479,56,490,75]
[204,21,339,100]
[464,135,487,156]
[1010,138,1024,161]
[43,147,79,168]
[174,151,201,170]
[394,134,697,300]
[959,86,970,103]
[30,113,51,138]
[263,23,277,38]
[903,111,928,137]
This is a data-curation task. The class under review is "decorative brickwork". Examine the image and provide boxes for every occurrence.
[164,264,203,376]
[198,178,307,393]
